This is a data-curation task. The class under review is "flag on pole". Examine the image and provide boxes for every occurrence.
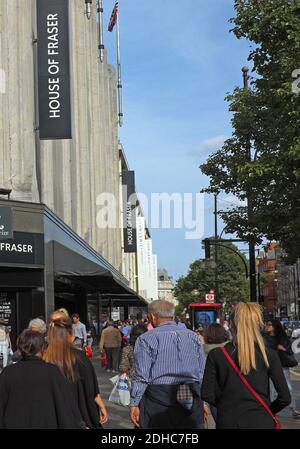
[108,2,118,32]
[97,0,105,62]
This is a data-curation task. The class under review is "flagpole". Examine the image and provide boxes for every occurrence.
[116,5,123,127]
[97,0,104,62]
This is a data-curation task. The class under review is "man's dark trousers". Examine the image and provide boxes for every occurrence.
[105,347,120,371]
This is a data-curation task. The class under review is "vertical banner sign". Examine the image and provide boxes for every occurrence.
[122,171,137,253]
[37,0,72,139]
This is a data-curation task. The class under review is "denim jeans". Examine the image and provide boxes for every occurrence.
[270,368,296,410]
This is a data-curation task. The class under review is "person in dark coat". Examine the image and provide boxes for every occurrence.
[72,347,106,428]
[201,302,291,429]
[44,317,108,429]
[0,330,82,429]
[264,319,300,418]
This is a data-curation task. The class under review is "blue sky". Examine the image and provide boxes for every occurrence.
[103,0,251,282]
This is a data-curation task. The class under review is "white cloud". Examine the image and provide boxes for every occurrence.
[218,195,247,209]
[189,134,228,158]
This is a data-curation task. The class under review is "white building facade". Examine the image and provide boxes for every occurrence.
[157,269,177,306]
[136,216,158,303]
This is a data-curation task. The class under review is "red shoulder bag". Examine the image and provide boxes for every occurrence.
[221,347,282,429]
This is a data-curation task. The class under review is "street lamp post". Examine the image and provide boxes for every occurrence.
[214,193,219,303]
[242,66,257,303]
[204,240,249,279]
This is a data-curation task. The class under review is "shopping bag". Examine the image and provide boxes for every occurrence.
[108,373,131,407]
[83,345,93,358]
[100,351,107,368]
[109,374,120,385]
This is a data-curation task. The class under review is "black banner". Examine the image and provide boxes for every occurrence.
[122,171,137,253]
[0,232,44,266]
[0,207,13,240]
[37,0,72,139]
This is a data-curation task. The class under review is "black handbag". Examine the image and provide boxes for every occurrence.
[277,350,298,368]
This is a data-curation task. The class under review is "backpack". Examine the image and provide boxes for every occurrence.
[0,326,7,342]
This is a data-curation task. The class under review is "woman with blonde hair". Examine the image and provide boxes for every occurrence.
[44,317,108,428]
[201,302,291,429]
[50,308,70,321]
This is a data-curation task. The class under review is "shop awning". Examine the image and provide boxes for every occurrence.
[99,294,148,308]
[52,241,148,307]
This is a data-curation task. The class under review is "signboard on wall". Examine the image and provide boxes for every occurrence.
[0,232,44,266]
[37,0,72,139]
[122,171,137,253]
[0,207,13,240]
[111,308,120,321]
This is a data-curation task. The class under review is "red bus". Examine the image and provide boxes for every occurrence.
[189,302,222,330]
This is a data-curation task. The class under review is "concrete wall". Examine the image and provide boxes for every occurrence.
[0,0,122,272]
[0,0,38,203]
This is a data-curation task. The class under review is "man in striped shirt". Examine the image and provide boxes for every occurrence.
[130,300,206,429]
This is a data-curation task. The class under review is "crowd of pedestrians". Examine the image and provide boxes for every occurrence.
[0,310,108,429]
[0,300,298,429]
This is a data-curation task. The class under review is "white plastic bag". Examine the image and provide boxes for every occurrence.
[109,374,120,385]
[108,373,131,407]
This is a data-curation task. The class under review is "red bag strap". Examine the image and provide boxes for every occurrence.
[221,346,278,424]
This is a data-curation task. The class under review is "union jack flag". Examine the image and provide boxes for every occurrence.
[108,2,118,32]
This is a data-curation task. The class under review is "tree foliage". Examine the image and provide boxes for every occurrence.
[174,242,249,313]
[200,0,300,262]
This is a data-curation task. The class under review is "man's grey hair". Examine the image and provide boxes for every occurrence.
[148,300,175,319]
[28,318,47,334]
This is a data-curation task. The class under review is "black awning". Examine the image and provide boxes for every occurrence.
[100,294,148,308]
[52,241,148,306]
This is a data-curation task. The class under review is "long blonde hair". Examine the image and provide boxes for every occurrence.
[233,302,269,375]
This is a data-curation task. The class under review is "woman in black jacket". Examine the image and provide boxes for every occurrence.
[44,317,108,429]
[201,302,291,429]
[0,330,82,429]
[264,319,300,419]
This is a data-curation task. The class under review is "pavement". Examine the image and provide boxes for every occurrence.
[282,366,300,429]
[93,352,134,430]
[92,350,300,430]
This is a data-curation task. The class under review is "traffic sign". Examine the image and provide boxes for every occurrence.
[205,294,215,303]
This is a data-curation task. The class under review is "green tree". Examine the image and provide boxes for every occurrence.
[174,242,250,314]
[200,0,300,262]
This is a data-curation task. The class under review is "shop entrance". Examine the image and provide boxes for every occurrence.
[0,288,45,349]
[54,277,88,324]
[0,268,45,349]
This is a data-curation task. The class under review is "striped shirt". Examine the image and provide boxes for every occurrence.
[130,321,206,406]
